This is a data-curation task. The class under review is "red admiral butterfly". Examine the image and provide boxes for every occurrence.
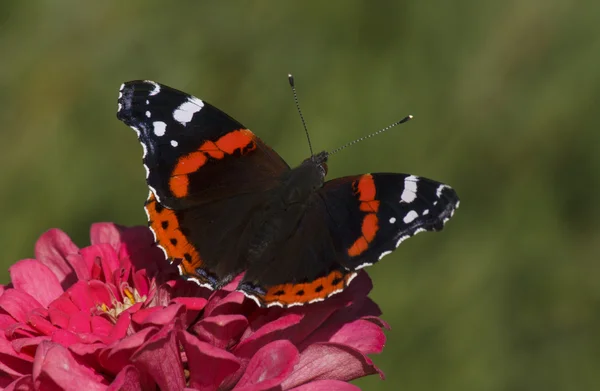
[116,79,459,308]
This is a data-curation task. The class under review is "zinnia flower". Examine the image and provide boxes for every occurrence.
[0,223,388,390]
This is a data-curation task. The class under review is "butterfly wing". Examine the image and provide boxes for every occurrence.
[238,172,459,307]
[321,173,459,270]
[117,80,290,287]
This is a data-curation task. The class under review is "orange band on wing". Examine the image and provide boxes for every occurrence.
[347,174,380,257]
[257,270,355,307]
[169,129,256,198]
[145,192,202,273]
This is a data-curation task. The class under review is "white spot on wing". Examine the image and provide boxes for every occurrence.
[153,121,167,137]
[170,140,178,147]
[423,209,429,215]
[117,103,122,112]
[389,217,396,224]
[395,235,410,248]
[145,111,151,118]
[378,250,392,261]
[146,80,161,96]
[173,97,204,126]
[355,262,373,270]
[401,175,418,203]
[403,210,418,224]
[436,184,449,198]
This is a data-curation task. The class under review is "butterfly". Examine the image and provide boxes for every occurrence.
[116,79,459,307]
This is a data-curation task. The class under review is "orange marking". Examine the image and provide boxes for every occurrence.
[359,200,380,213]
[215,129,255,154]
[169,176,190,198]
[348,237,368,257]
[356,174,376,201]
[172,152,207,175]
[348,174,381,257]
[168,129,256,199]
[145,193,202,275]
[199,141,225,159]
[362,213,379,242]
[260,270,352,306]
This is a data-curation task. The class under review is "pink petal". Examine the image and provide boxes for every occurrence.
[34,229,79,289]
[107,365,143,391]
[47,308,69,329]
[87,280,113,308]
[91,316,113,337]
[0,289,43,323]
[107,313,132,343]
[80,244,120,285]
[67,311,92,334]
[67,282,95,312]
[132,270,150,297]
[65,254,91,281]
[27,314,57,336]
[204,289,246,317]
[131,303,183,327]
[0,338,33,377]
[289,380,361,391]
[51,330,82,347]
[280,342,382,389]
[90,223,123,249]
[32,341,106,391]
[4,323,38,339]
[47,294,79,315]
[9,260,64,308]
[193,314,248,350]
[131,325,185,391]
[179,330,240,391]
[4,375,34,391]
[233,340,299,391]
[300,319,386,355]
[99,327,157,376]
[234,313,302,359]
[11,336,49,355]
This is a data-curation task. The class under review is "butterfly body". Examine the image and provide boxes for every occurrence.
[117,80,459,307]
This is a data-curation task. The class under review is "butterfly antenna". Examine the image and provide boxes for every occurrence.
[288,74,314,157]
[328,115,413,156]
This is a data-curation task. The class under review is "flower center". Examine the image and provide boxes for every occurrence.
[98,285,147,321]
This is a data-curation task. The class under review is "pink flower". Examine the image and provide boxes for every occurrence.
[0,224,388,390]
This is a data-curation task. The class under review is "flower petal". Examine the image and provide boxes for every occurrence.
[0,338,34,377]
[9,260,64,308]
[0,289,43,323]
[99,326,156,376]
[300,319,386,355]
[131,325,185,391]
[234,313,302,359]
[4,375,34,391]
[179,330,240,391]
[281,342,382,389]
[32,341,106,391]
[289,380,361,391]
[34,229,79,289]
[233,340,299,391]
[90,223,123,249]
[80,244,120,285]
[107,365,143,391]
[192,314,248,350]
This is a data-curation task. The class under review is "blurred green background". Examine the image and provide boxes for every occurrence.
[1,1,599,390]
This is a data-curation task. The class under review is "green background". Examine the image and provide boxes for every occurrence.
[1,1,598,390]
